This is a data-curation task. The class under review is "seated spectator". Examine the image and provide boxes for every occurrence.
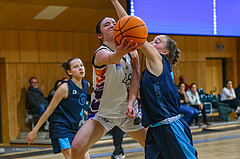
[221,80,240,113]
[179,75,190,91]
[235,84,240,105]
[186,83,211,126]
[26,77,49,116]
[47,80,62,103]
[178,82,198,126]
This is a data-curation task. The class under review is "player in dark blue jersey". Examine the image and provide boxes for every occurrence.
[111,0,197,158]
[26,57,90,159]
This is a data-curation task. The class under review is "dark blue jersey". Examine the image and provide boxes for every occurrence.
[49,79,89,139]
[140,54,180,127]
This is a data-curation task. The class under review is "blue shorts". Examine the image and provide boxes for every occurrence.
[51,137,73,154]
[145,118,198,159]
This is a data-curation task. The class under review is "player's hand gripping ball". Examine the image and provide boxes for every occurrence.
[113,16,148,49]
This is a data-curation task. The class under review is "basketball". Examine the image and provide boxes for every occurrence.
[113,16,148,49]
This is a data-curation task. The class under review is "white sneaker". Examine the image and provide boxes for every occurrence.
[111,154,125,159]
[236,106,240,113]
[119,154,125,159]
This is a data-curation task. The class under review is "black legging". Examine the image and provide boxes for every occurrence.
[112,126,125,155]
[222,98,239,110]
[191,105,207,123]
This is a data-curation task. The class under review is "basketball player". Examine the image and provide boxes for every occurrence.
[26,57,90,159]
[111,0,198,158]
[71,17,147,159]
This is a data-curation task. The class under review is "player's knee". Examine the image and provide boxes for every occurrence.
[71,140,87,155]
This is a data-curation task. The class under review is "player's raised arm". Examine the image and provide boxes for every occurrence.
[111,0,163,76]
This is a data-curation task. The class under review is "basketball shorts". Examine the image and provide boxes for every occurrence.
[92,113,144,132]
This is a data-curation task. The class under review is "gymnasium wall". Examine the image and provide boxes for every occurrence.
[0,30,99,142]
[147,34,238,91]
[0,29,239,143]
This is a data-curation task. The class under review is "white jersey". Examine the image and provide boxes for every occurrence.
[90,45,138,118]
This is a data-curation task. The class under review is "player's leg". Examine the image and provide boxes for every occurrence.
[61,148,71,159]
[71,119,107,159]
[125,128,147,147]
[119,116,147,148]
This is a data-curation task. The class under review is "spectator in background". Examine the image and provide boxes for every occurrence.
[178,82,198,126]
[235,84,240,105]
[26,77,49,116]
[47,80,62,103]
[179,75,190,91]
[221,80,240,113]
[186,83,210,126]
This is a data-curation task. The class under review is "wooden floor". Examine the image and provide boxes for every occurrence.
[1,124,240,159]
[90,125,240,159]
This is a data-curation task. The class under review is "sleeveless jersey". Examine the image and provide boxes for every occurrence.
[49,79,89,139]
[89,45,137,118]
[140,54,180,127]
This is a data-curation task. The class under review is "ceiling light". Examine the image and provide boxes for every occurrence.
[34,5,68,20]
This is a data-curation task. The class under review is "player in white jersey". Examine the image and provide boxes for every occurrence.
[71,17,147,159]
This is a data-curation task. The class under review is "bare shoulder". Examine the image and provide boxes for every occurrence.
[56,83,68,98]
[95,48,111,58]
[94,48,112,66]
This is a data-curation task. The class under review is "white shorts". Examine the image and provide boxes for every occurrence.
[92,113,144,132]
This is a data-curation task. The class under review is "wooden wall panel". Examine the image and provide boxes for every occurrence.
[0,58,10,145]
[237,38,240,84]
[197,36,209,61]
[19,31,39,62]
[205,59,223,95]
[56,32,73,62]
[217,37,231,58]
[84,62,93,93]
[232,62,238,88]
[172,36,186,62]
[73,32,90,62]
[225,59,238,87]
[38,31,57,62]
[6,63,21,139]
[208,36,219,57]
[226,37,237,59]
[88,33,101,58]
[184,36,198,62]
[0,30,20,62]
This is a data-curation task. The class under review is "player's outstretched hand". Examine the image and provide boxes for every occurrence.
[115,38,138,57]
[26,130,37,145]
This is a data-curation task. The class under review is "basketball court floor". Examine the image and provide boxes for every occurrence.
[0,123,239,159]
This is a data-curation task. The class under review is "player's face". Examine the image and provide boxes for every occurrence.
[191,84,197,93]
[100,18,116,41]
[69,59,85,79]
[30,79,38,88]
[150,35,168,53]
[226,81,232,88]
[179,83,185,91]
